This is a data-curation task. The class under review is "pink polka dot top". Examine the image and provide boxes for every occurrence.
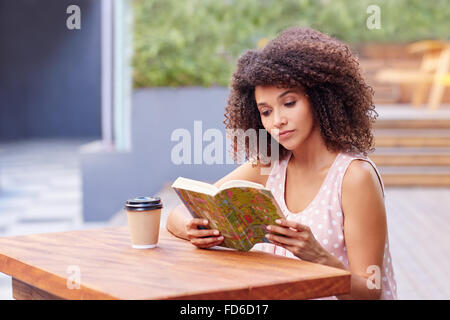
[251,150,398,299]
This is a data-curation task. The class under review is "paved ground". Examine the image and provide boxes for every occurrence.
[0,139,106,299]
[1,135,449,300]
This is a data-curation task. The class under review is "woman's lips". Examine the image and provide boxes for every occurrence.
[279,129,295,139]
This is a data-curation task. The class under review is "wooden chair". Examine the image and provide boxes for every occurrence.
[375,40,450,110]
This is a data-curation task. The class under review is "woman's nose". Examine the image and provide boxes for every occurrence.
[273,109,287,128]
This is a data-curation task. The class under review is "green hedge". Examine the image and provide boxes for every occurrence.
[132,0,450,87]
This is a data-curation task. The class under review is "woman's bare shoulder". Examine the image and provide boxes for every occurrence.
[341,159,385,216]
[213,161,273,188]
[343,160,382,193]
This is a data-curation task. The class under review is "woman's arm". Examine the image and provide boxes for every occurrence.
[166,204,192,240]
[265,159,387,299]
[335,159,387,300]
[166,161,270,240]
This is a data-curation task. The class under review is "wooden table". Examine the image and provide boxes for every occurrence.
[0,227,351,300]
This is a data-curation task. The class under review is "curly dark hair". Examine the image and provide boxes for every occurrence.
[224,26,378,166]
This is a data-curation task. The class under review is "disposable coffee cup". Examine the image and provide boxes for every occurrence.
[125,196,163,249]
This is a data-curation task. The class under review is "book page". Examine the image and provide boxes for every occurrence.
[213,188,285,251]
[171,177,218,196]
[173,188,219,223]
[219,179,266,191]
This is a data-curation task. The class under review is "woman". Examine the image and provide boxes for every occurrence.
[167,26,397,300]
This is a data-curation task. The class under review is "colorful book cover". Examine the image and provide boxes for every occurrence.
[172,180,285,251]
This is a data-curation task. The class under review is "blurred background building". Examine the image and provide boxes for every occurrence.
[0,0,449,299]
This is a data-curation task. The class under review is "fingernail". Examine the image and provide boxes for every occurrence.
[218,236,224,240]
[275,219,281,224]
[266,225,272,230]
[213,230,219,235]
[203,220,208,225]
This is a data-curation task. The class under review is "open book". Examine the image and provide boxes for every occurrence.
[171,177,285,251]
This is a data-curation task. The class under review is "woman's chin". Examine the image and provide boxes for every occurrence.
[279,142,295,151]
[273,136,298,150]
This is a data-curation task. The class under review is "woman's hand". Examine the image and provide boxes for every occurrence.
[266,219,329,264]
[185,218,224,249]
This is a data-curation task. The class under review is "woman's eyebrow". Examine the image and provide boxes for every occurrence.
[278,89,297,99]
[256,102,267,108]
[257,90,298,108]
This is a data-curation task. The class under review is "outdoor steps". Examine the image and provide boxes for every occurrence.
[371,147,450,166]
[374,119,450,129]
[374,129,450,147]
[378,166,450,187]
[371,111,450,186]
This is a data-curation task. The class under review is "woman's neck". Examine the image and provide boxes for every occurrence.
[289,126,339,172]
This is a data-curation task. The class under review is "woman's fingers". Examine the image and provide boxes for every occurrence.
[186,219,221,239]
[191,235,224,248]
[187,218,209,229]
[275,219,310,232]
[267,237,296,252]
[185,218,224,248]
[266,219,323,260]
[266,224,299,239]
[188,228,220,239]
[266,232,300,247]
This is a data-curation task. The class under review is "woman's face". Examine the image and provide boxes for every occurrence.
[254,85,316,150]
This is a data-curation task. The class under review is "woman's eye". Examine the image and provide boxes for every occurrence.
[261,110,271,117]
[285,101,296,107]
